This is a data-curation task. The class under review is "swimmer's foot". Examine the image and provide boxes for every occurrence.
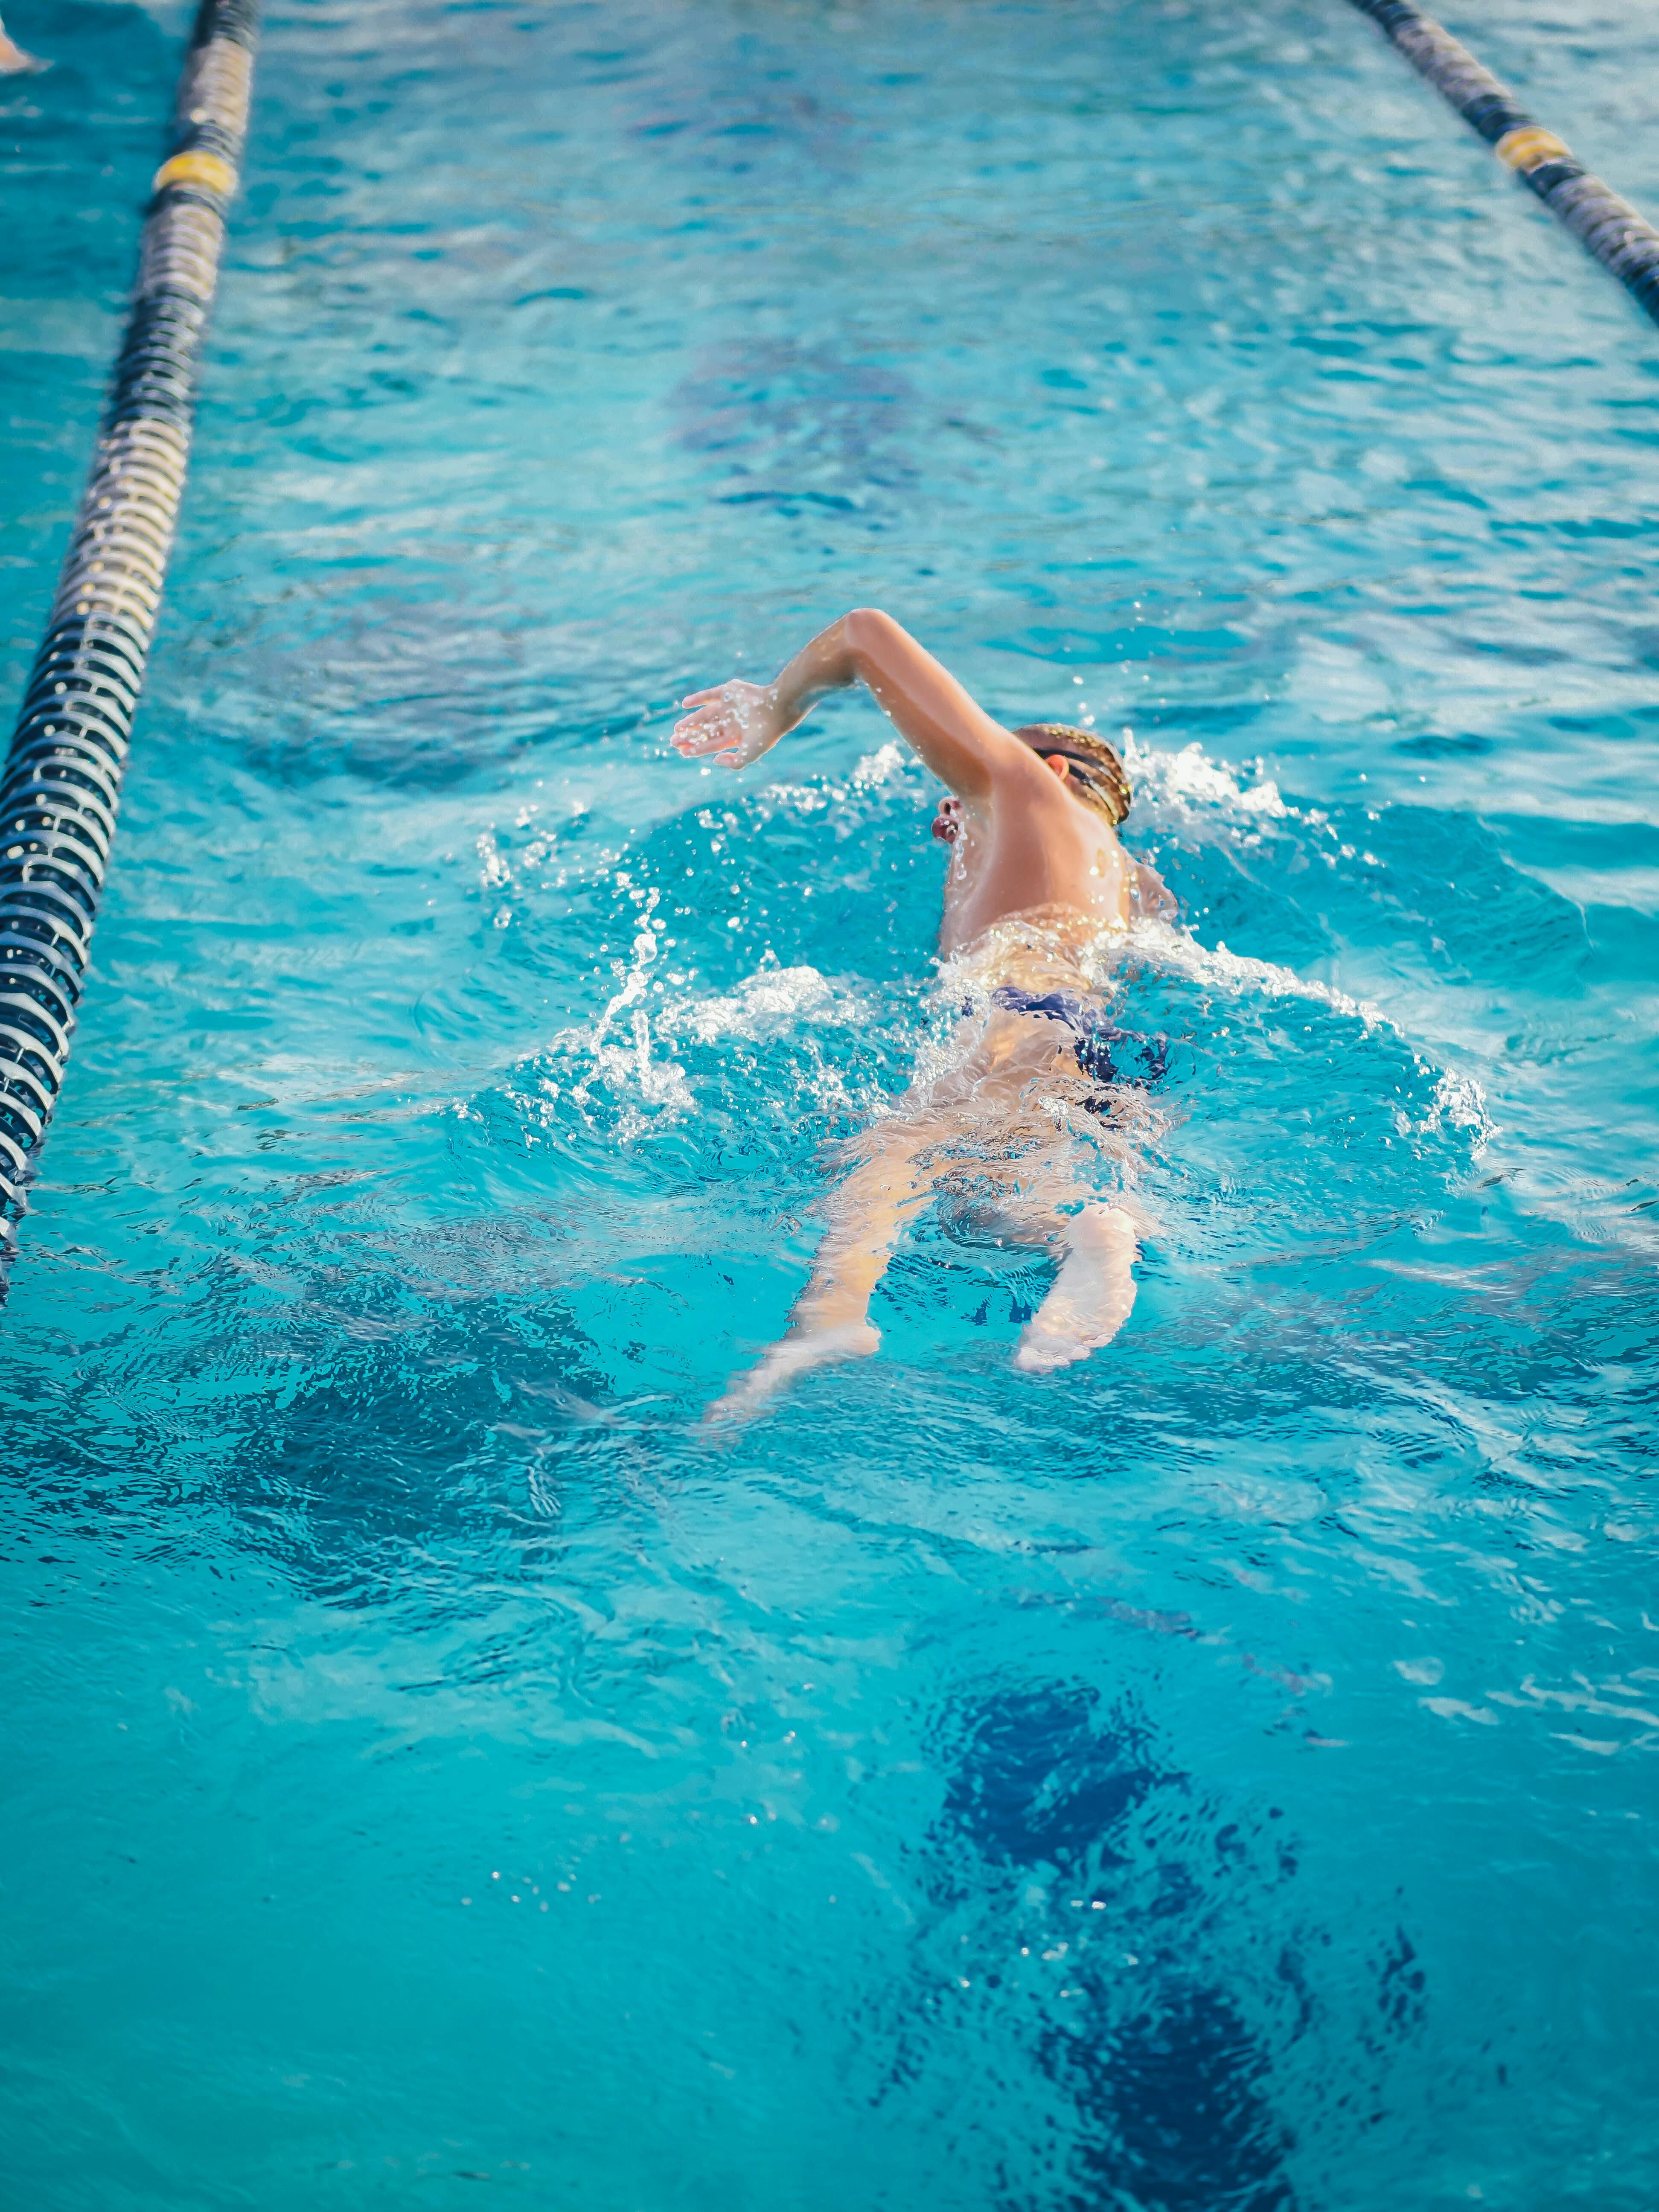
[1014,1203,1137,1374]
[0,22,47,71]
[705,1319,879,1426]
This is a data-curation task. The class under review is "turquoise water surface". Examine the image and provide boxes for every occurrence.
[3,0,1658,2204]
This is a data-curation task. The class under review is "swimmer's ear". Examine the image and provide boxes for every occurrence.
[1042,753,1074,784]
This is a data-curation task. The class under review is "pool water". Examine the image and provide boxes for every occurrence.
[3,0,1658,2203]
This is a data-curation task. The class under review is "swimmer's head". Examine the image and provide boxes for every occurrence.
[1014,723,1131,827]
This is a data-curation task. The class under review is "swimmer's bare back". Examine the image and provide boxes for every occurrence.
[670,608,1135,953]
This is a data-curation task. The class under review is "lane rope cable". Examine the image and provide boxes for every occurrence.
[1346,0,1659,329]
[0,0,258,1277]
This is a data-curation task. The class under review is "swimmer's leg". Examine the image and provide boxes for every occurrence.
[1013,1199,1139,1374]
[707,1125,940,1422]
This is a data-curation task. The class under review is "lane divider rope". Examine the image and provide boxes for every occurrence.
[0,0,258,1274]
[1347,0,1659,328]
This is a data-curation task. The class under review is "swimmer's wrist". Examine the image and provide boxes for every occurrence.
[763,676,817,744]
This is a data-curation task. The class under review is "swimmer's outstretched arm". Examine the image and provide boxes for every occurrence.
[672,609,1042,800]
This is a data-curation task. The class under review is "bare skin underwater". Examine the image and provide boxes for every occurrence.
[0,14,47,71]
[672,608,1171,1420]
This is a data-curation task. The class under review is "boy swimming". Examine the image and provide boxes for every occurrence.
[672,608,1169,1416]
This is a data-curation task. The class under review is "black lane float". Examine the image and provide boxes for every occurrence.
[1348,0,1659,328]
[0,0,258,1272]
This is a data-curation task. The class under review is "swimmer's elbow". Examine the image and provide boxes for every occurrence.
[842,606,906,667]
[844,605,898,635]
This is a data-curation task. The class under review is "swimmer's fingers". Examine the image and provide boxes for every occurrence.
[674,678,767,722]
[670,705,740,754]
[670,717,744,770]
[671,681,780,769]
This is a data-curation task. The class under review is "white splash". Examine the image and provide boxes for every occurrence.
[558,890,694,1128]
[851,739,908,791]
[1421,1068,1494,1158]
[476,827,512,888]
[763,739,918,819]
[1130,916,1378,1027]
[1124,733,1286,824]
[669,963,872,1045]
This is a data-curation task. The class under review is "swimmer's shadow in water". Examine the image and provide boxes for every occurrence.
[881,1679,1427,2211]
[905,1682,1302,2211]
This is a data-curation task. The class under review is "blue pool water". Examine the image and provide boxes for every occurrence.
[4,0,1659,2203]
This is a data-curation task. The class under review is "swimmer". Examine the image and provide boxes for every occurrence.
[672,608,1171,1417]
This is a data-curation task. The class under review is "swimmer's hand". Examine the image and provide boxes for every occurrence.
[671,681,789,771]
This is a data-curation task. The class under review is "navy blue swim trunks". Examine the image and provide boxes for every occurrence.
[987,985,1169,1091]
